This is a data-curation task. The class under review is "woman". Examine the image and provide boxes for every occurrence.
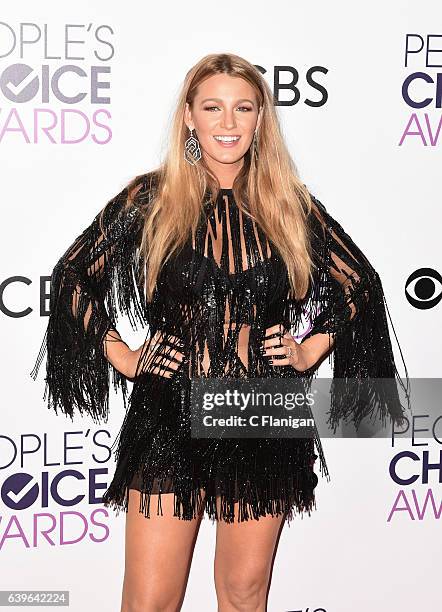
[30,53,409,611]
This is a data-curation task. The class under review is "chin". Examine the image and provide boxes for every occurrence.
[209,149,245,164]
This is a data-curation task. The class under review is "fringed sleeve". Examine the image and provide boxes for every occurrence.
[30,181,149,424]
[290,193,411,433]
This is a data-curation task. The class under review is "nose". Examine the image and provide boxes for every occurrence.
[219,108,236,130]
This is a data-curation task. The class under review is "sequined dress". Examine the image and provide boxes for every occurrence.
[30,173,409,523]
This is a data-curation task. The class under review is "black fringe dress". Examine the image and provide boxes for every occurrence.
[30,174,409,523]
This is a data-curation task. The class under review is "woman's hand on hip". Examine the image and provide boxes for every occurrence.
[261,324,314,372]
[121,331,186,379]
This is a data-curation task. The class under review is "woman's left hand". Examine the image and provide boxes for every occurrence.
[261,324,313,372]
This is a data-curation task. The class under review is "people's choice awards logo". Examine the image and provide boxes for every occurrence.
[0,21,115,144]
[0,429,114,550]
[2,473,39,510]
[1,63,40,103]
[400,34,442,146]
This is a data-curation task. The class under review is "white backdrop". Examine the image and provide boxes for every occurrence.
[1,1,441,610]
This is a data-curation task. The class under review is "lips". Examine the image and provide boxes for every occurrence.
[213,135,241,139]
[213,135,241,148]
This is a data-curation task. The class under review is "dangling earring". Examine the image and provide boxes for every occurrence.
[252,130,259,162]
[184,126,201,165]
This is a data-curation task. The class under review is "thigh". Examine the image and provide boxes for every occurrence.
[214,500,287,582]
[121,488,205,611]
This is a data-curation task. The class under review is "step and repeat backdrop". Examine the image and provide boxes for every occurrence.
[1,2,441,611]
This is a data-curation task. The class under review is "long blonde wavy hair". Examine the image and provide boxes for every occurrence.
[124,52,315,302]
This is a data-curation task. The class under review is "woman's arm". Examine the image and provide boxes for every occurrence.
[297,331,335,368]
[30,179,150,423]
[285,193,411,432]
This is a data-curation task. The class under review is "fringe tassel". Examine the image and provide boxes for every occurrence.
[288,194,412,434]
[29,182,151,423]
[102,473,319,524]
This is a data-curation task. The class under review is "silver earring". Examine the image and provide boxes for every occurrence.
[252,131,259,160]
[184,127,201,165]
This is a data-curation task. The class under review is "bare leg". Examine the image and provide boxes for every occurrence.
[214,500,286,612]
[120,488,205,612]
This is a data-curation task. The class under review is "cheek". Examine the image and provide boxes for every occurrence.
[199,134,217,153]
[194,114,215,135]
[195,123,216,147]
[240,119,258,141]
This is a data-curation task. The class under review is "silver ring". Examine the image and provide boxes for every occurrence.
[287,346,292,359]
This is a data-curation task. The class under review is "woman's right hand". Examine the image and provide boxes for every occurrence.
[120,331,186,379]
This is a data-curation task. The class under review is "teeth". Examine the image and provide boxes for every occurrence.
[214,136,240,142]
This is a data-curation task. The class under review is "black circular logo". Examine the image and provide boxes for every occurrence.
[405,268,442,309]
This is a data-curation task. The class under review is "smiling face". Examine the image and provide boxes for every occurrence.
[184,73,262,184]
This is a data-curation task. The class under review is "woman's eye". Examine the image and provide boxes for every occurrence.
[203,106,253,112]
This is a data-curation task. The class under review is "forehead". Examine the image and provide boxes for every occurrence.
[195,73,257,102]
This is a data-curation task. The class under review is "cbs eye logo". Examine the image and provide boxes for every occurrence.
[405,268,442,310]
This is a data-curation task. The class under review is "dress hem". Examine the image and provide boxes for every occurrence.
[102,471,322,524]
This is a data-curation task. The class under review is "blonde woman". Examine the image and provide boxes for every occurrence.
[31,53,409,611]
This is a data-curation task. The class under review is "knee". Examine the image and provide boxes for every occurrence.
[121,590,181,612]
[216,570,269,610]
[121,597,144,612]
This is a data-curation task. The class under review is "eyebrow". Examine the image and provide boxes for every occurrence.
[200,97,256,105]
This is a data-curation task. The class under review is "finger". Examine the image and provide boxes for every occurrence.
[151,357,178,373]
[161,348,185,362]
[262,334,293,350]
[269,349,299,365]
[262,345,291,357]
[151,365,174,378]
[271,349,302,367]
[261,337,280,350]
[152,356,181,371]
[152,331,184,351]
[264,323,285,339]
[264,323,282,335]
[144,334,184,354]
[268,357,291,366]
[168,354,184,364]
[262,332,285,349]
[160,332,185,347]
